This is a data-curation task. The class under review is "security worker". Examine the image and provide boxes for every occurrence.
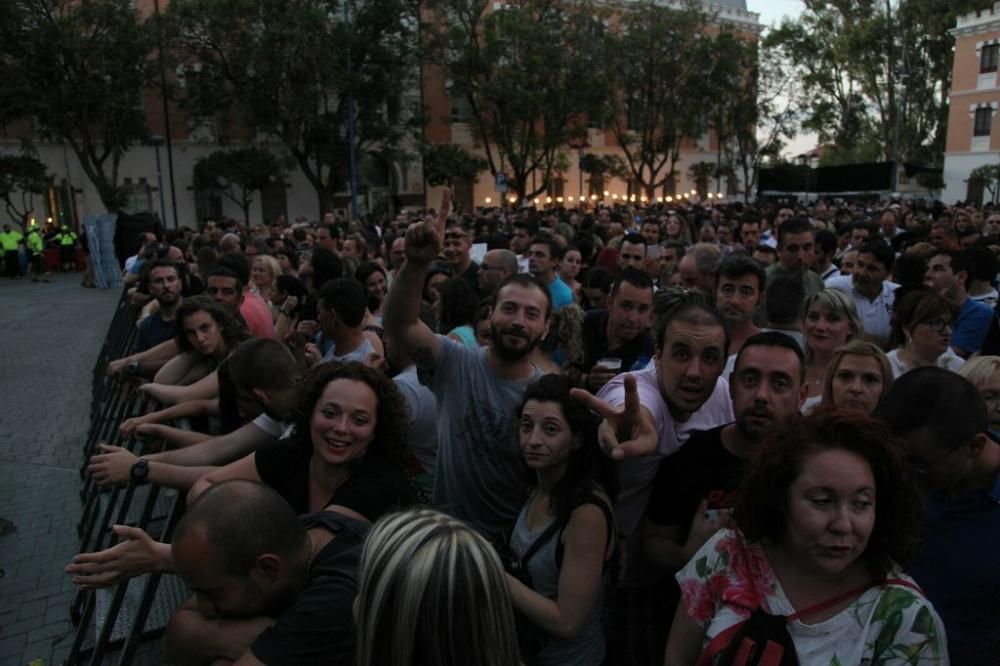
[55,224,77,271]
[26,224,47,282]
[0,224,24,279]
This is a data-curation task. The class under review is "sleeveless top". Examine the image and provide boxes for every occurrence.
[510,500,608,666]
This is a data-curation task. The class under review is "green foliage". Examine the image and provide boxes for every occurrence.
[597,0,716,198]
[0,152,50,228]
[767,0,985,168]
[168,0,419,216]
[421,144,488,187]
[425,0,610,202]
[193,147,288,223]
[0,0,158,212]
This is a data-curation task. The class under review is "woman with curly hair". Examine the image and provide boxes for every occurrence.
[191,362,417,520]
[665,407,947,665]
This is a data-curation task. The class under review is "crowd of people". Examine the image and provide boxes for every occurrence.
[63,192,1000,665]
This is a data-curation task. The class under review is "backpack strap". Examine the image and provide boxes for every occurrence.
[554,493,616,568]
[519,518,563,567]
[697,577,911,666]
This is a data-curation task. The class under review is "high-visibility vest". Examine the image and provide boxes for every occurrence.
[0,231,22,251]
[57,228,77,246]
[27,231,43,253]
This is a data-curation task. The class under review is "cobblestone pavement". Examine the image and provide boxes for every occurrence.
[0,273,121,665]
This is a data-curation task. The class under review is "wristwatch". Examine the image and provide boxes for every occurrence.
[130,458,150,485]
[126,360,140,376]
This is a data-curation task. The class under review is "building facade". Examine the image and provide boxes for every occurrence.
[1,0,758,230]
[944,2,1000,204]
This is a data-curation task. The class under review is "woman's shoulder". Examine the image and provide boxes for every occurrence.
[863,571,948,663]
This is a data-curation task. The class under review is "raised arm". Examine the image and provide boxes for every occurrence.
[571,374,658,459]
[383,190,450,370]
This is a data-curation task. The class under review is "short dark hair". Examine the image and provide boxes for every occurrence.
[512,219,538,236]
[530,236,564,261]
[208,265,245,294]
[621,232,646,248]
[764,273,805,326]
[583,266,615,293]
[275,247,299,270]
[857,240,894,273]
[318,277,367,328]
[663,240,686,259]
[735,406,923,576]
[966,245,998,282]
[888,287,959,352]
[752,245,777,259]
[940,249,977,292]
[715,254,765,294]
[217,252,250,287]
[735,331,805,383]
[176,480,309,577]
[653,298,729,358]
[228,338,299,392]
[879,367,988,452]
[437,277,480,332]
[815,229,838,256]
[777,218,814,247]
[610,268,653,298]
[492,273,553,319]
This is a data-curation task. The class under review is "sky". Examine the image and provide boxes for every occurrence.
[745,0,818,157]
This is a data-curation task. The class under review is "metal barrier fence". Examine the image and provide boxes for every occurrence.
[68,292,191,665]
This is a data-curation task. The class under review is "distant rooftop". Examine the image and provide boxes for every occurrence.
[705,0,748,9]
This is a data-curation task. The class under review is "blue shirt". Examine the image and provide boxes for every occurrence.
[952,297,993,354]
[909,471,1000,664]
[548,275,574,312]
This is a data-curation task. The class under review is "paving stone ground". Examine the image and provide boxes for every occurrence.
[0,273,152,665]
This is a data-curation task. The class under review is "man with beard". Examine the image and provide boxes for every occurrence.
[714,256,764,376]
[136,260,184,352]
[825,240,897,347]
[574,268,655,392]
[384,191,549,535]
[639,332,805,635]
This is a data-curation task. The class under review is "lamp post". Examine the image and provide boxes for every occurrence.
[147,135,167,226]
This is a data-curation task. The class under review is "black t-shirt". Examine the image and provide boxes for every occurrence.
[255,438,417,521]
[577,308,655,373]
[135,311,175,353]
[645,425,748,544]
[250,512,368,665]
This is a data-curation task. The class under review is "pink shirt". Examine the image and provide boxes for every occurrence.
[240,291,275,339]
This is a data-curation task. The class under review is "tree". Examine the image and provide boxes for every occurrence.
[597,0,717,199]
[0,0,158,212]
[580,153,629,196]
[768,0,984,167]
[718,34,808,201]
[969,163,1000,205]
[421,143,488,188]
[168,0,419,217]
[425,0,609,203]
[0,152,50,229]
[193,147,287,224]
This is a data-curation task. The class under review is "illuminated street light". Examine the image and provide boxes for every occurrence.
[485,197,492,204]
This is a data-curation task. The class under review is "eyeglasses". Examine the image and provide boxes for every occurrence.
[920,318,952,333]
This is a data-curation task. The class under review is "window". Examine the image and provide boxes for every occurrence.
[974,107,994,137]
[121,178,152,216]
[450,95,474,124]
[982,43,999,74]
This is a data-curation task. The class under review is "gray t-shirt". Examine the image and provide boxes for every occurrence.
[420,336,541,535]
[393,365,438,496]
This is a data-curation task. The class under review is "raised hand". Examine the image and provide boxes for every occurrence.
[571,374,657,460]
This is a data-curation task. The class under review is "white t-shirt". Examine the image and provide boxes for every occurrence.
[824,275,898,341]
[886,348,965,379]
[596,363,733,582]
[251,413,294,439]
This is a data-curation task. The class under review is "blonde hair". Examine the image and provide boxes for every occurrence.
[957,355,1000,390]
[252,254,280,283]
[802,289,864,361]
[821,340,893,410]
[355,509,520,666]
